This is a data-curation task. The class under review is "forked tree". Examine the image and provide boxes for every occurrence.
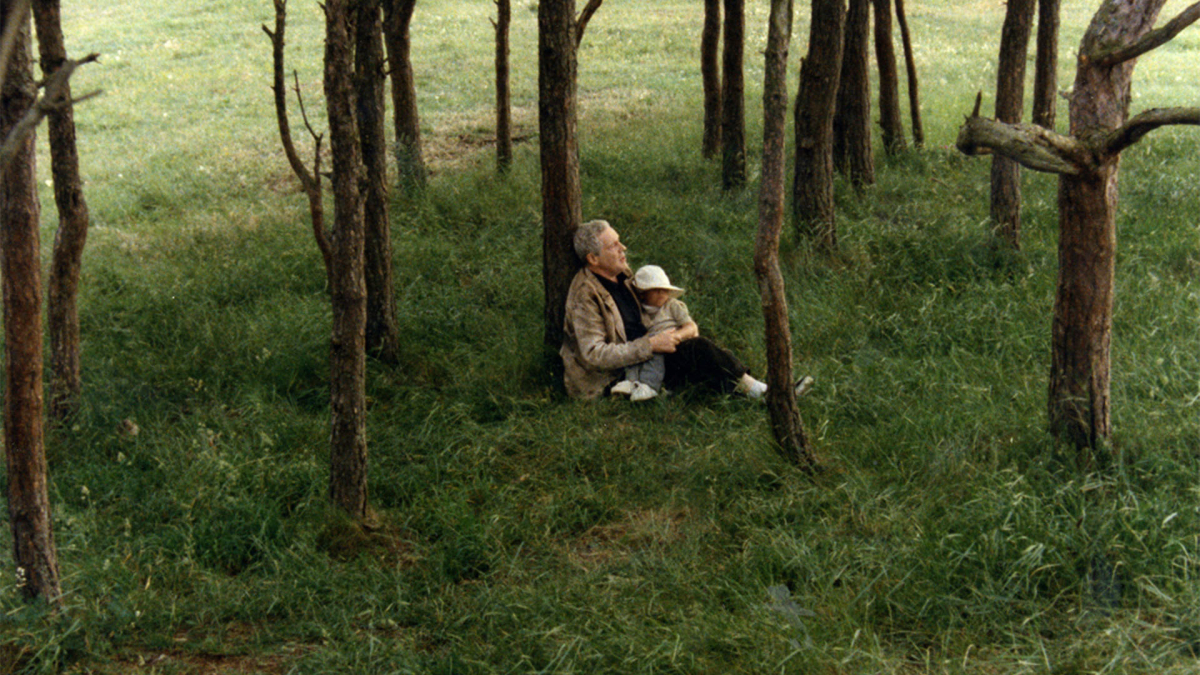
[701,0,721,158]
[990,0,1036,249]
[756,0,816,470]
[1032,0,1061,129]
[833,0,875,188]
[957,0,1200,457]
[721,0,745,189]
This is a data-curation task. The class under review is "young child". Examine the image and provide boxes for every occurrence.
[610,265,697,401]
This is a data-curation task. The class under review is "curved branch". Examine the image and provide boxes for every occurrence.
[1091,1,1200,67]
[575,0,603,47]
[1101,107,1200,155]
[956,114,1093,175]
[0,53,99,171]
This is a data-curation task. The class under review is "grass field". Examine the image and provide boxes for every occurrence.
[2,0,1200,673]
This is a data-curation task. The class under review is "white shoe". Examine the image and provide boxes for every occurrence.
[794,375,815,397]
[630,382,658,402]
[610,380,635,396]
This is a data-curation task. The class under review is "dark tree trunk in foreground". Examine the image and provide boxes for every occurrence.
[893,0,923,147]
[356,0,400,364]
[33,0,89,421]
[793,0,846,249]
[383,0,425,190]
[834,0,874,187]
[957,0,1200,457]
[757,0,815,469]
[721,0,745,189]
[325,0,370,519]
[872,0,905,153]
[494,0,512,171]
[1032,0,1060,129]
[990,0,1035,249]
[701,0,722,158]
[1,2,61,603]
[539,0,581,349]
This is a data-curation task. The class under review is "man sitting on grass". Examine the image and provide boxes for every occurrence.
[560,219,809,400]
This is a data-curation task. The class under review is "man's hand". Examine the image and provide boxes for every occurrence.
[648,329,681,353]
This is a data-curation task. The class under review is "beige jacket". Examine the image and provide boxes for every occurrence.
[560,268,654,399]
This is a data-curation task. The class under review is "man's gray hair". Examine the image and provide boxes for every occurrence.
[573,219,611,262]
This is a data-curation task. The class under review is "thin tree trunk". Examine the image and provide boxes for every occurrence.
[834,0,874,187]
[1032,0,1060,129]
[793,0,846,250]
[721,0,745,189]
[539,0,581,349]
[1,2,61,603]
[32,0,88,421]
[494,0,512,171]
[871,0,905,153]
[324,0,369,519]
[383,0,425,190]
[701,0,722,158]
[356,0,400,364]
[893,0,923,147]
[757,0,815,469]
[990,0,1036,249]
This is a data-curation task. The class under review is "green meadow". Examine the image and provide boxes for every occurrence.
[2,0,1199,672]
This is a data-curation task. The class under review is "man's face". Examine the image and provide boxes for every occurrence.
[587,226,627,279]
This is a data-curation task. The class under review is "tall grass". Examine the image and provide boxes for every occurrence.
[1,0,1198,673]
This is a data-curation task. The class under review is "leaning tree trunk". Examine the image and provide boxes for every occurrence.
[356,0,400,364]
[990,0,1036,249]
[383,0,426,190]
[793,0,846,250]
[33,0,89,421]
[1032,0,1060,129]
[756,0,816,470]
[325,0,370,519]
[494,0,512,171]
[893,0,923,147]
[701,0,722,158]
[539,0,582,349]
[871,0,905,153]
[834,0,874,187]
[1,2,62,603]
[721,0,746,189]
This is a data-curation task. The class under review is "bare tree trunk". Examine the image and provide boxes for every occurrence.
[793,0,846,250]
[324,0,369,519]
[721,0,745,189]
[1032,0,1060,129]
[990,0,1036,249]
[494,0,512,171]
[893,0,923,147]
[834,0,874,187]
[757,0,816,469]
[701,0,722,158]
[32,0,88,421]
[871,0,905,153]
[539,0,581,349]
[383,0,425,190]
[1,2,60,603]
[356,0,400,364]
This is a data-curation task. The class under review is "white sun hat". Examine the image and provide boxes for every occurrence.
[632,265,685,297]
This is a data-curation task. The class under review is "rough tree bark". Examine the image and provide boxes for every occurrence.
[324,0,370,519]
[33,0,89,421]
[990,0,1036,249]
[356,0,400,364]
[1,0,61,603]
[539,0,582,349]
[893,0,923,147]
[833,0,874,187]
[383,0,425,190]
[793,0,846,250]
[871,0,905,153]
[701,0,721,158]
[756,0,816,470]
[1032,0,1060,129]
[494,0,512,171]
[721,0,745,189]
[956,0,1200,456]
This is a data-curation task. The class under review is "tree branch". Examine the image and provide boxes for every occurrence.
[1100,106,1200,155]
[0,52,99,172]
[575,0,603,47]
[956,114,1093,175]
[1090,1,1200,67]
